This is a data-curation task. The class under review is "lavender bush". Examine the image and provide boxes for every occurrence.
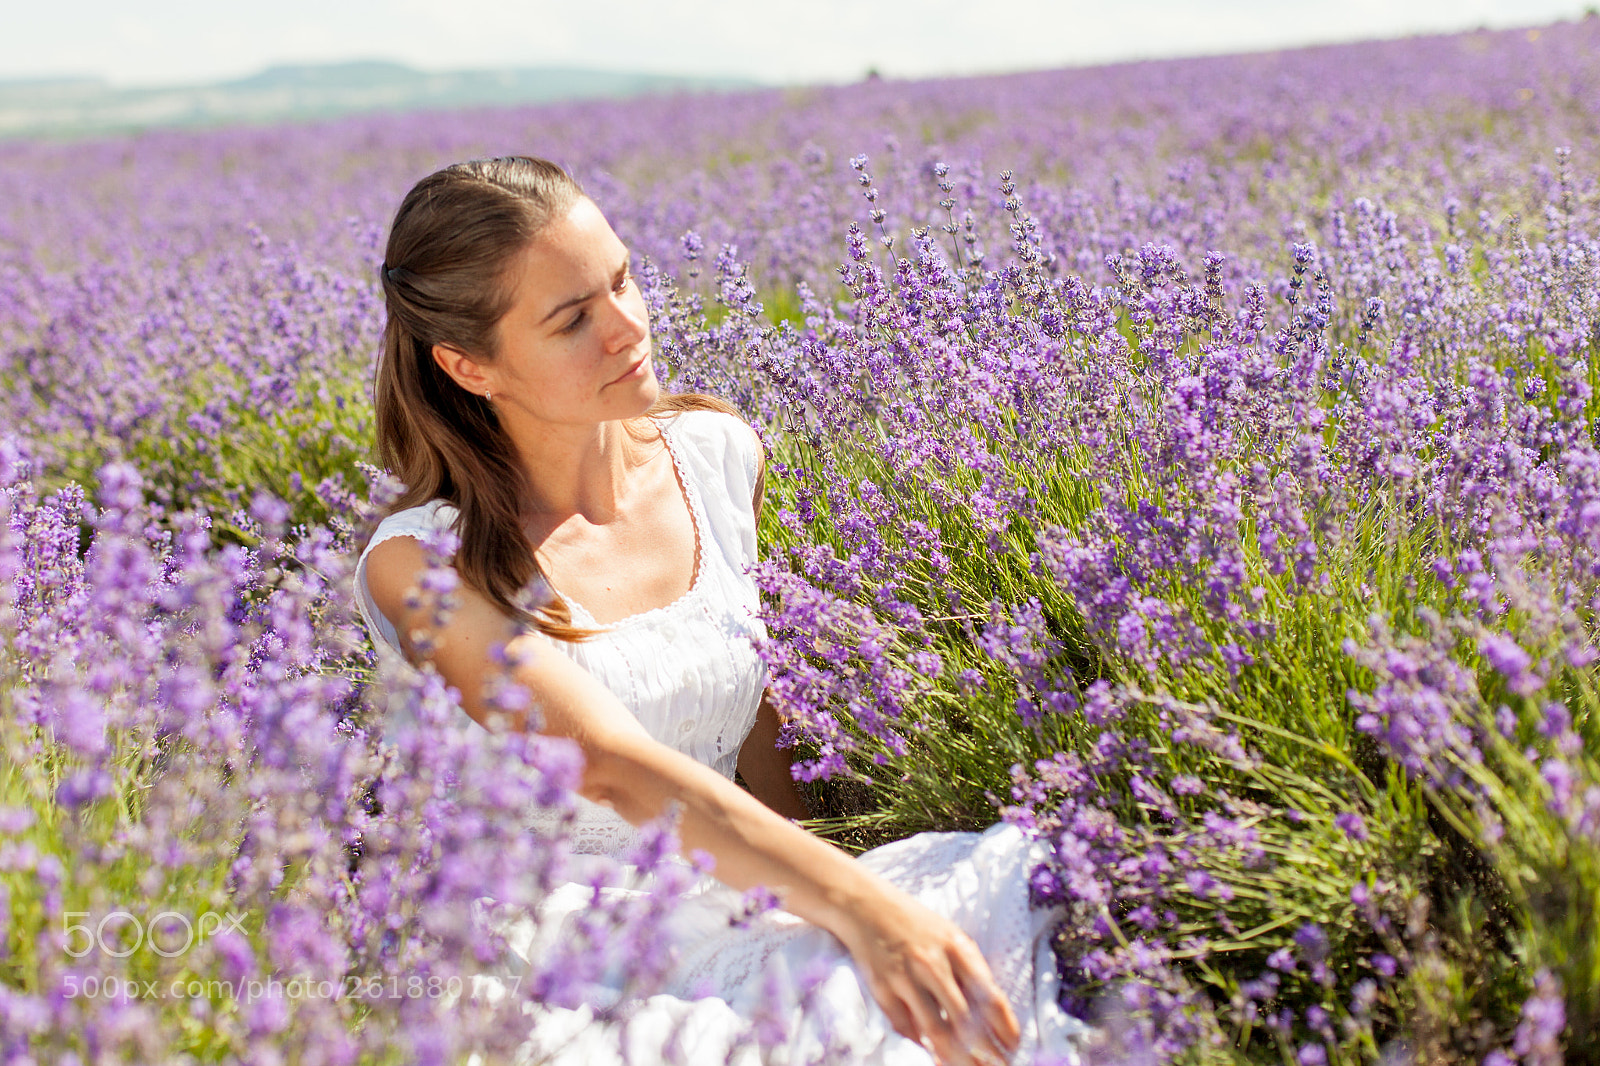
[4,15,1600,1063]
[0,449,719,1063]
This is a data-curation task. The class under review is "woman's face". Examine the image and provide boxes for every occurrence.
[478,197,657,428]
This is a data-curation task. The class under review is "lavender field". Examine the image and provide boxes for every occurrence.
[4,16,1600,1064]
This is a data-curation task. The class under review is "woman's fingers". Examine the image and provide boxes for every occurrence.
[896,973,971,1066]
[862,964,927,1051]
[896,945,1015,1066]
[873,979,923,1049]
[951,940,1021,1053]
[841,893,1019,1065]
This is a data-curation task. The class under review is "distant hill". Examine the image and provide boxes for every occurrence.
[0,61,760,139]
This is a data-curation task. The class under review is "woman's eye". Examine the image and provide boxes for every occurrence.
[561,310,587,334]
[615,272,632,293]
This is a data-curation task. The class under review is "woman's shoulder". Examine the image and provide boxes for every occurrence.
[355,499,462,663]
[658,406,763,564]
[661,407,763,487]
[361,499,461,562]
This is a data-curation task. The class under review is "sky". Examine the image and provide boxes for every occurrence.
[1,0,1591,88]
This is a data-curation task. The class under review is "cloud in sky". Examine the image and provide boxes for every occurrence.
[2,0,1589,87]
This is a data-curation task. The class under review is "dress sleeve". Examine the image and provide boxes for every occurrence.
[729,414,765,515]
[722,413,765,574]
[354,501,459,663]
[666,409,764,574]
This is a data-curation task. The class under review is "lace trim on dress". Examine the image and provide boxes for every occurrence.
[531,804,640,856]
[551,415,711,631]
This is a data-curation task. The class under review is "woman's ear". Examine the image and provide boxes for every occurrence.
[432,343,492,396]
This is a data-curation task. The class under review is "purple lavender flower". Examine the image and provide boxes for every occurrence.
[1512,970,1566,1066]
[1296,1044,1328,1066]
[1335,812,1369,841]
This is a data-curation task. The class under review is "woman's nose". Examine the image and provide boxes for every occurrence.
[603,292,649,350]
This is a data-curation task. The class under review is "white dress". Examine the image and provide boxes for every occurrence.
[355,409,1089,1064]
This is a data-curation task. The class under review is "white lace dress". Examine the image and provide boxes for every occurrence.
[355,409,1089,1064]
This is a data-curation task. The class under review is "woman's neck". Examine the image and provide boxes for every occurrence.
[501,414,655,526]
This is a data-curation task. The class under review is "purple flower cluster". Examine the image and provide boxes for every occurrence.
[0,460,712,1062]
[635,21,1599,1058]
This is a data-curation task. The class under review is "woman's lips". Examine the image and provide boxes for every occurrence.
[608,352,651,385]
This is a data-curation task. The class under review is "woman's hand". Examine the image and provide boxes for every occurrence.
[834,881,1021,1066]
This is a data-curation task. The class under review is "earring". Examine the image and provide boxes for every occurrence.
[485,389,492,402]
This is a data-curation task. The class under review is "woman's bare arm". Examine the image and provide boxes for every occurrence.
[366,535,1019,1066]
[737,434,815,818]
[736,693,810,820]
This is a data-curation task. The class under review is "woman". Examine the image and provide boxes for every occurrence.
[356,156,1087,1065]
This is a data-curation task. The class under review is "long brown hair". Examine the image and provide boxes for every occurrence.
[373,155,745,641]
